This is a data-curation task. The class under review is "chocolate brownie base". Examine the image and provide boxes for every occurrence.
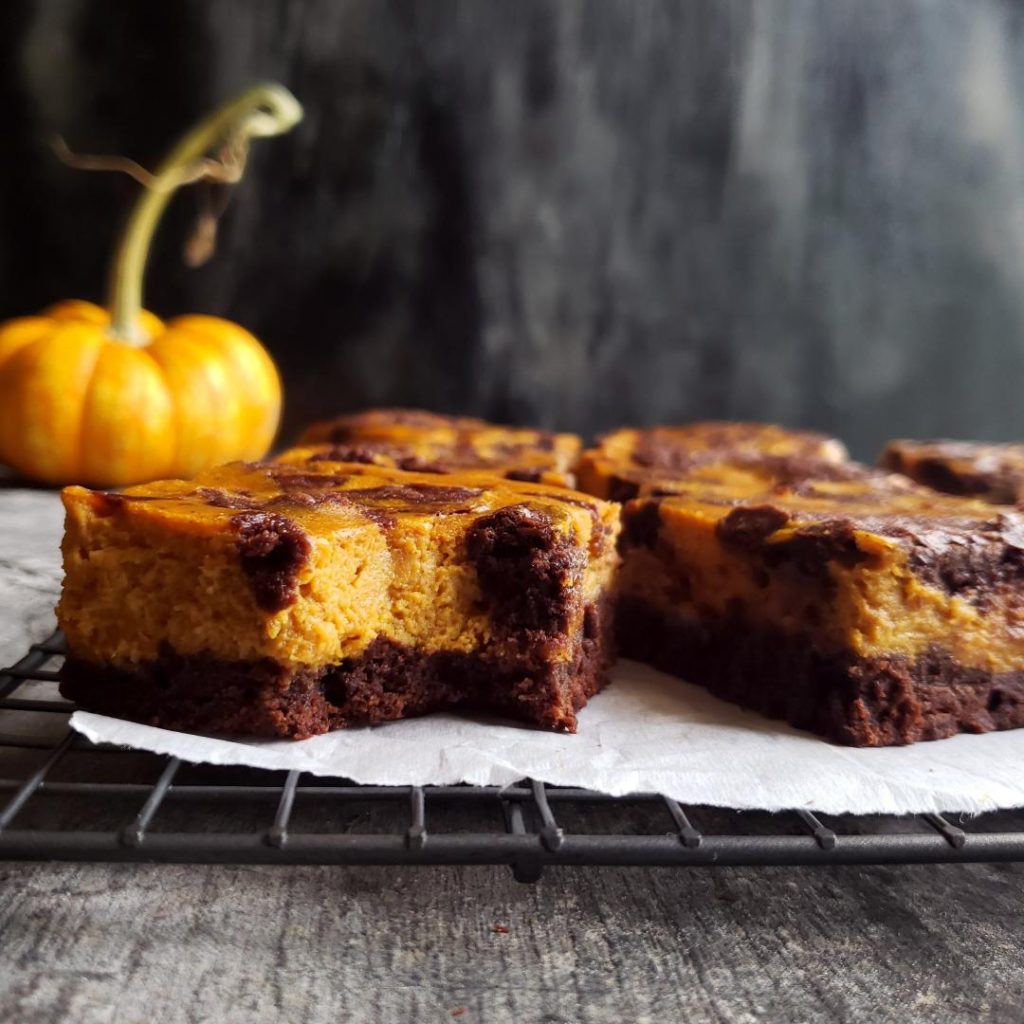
[61,600,615,738]
[617,597,1024,746]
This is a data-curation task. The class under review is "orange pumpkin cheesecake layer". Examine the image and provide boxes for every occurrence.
[577,421,849,500]
[880,439,1024,505]
[58,460,619,737]
[296,408,581,486]
[616,467,1024,746]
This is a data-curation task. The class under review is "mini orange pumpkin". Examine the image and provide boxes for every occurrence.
[0,83,302,486]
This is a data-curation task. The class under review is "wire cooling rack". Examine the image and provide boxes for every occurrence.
[4,632,1024,882]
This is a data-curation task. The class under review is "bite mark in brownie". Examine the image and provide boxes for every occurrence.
[58,457,620,737]
[60,597,615,737]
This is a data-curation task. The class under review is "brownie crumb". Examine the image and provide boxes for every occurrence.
[231,511,311,612]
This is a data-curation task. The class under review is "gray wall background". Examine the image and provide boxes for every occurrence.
[1,0,1022,458]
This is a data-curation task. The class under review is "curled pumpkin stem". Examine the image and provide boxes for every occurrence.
[103,83,303,344]
[55,135,250,269]
[52,135,247,190]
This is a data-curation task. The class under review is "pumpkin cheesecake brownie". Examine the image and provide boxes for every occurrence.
[616,466,1024,746]
[880,439,1024,505]
[577,421,849,500]
[296,408,582,486]
[58,460,619,737]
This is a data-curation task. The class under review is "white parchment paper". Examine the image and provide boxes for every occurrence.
[70,659,1024,815]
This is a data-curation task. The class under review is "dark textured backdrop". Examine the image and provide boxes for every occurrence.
[2,0,1024,457]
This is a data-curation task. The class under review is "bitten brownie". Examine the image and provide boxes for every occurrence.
[880,438,1024,505]
[615,465,1024,746]
[58,459,619,737]
[293,408,582,487]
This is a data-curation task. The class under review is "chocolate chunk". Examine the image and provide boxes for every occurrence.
[466,504,585,635]
[618,500,662,552]
[232,511,311,612]
[715,504,790,550]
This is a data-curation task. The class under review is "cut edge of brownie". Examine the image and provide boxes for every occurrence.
[617,596,1024,746]
[60,596,616,738]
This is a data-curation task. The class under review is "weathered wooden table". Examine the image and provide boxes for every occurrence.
[2,487,1023,1024]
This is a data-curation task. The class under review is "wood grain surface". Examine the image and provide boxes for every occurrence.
[3,489,1024,1023]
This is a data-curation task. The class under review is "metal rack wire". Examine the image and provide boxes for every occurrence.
[3,631,1024,882]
